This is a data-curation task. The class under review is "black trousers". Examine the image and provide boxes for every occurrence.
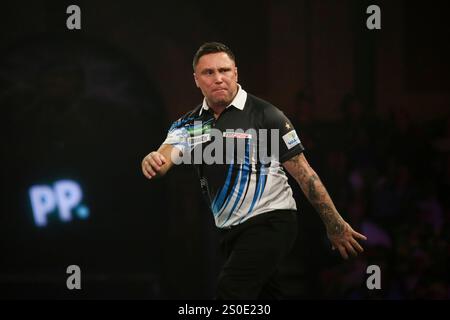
[216,209,298,300]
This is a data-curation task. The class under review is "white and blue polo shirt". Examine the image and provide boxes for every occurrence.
[163,86,304,228]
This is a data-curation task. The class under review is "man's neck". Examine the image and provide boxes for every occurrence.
[209,105,226,119]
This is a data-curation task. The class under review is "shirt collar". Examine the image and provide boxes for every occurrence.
[199,84,247,116]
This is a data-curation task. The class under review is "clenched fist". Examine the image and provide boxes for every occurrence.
[142,151,167,179]
[141,144,176,180]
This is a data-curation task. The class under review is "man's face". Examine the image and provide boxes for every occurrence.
[194,52,238,108]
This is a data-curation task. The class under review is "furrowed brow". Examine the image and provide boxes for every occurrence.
[201,68,214,75]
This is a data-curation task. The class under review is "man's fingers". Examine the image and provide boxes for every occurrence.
[159,154,166,165]
[330,226,366,259]
[148,157,161,171]
[143,163,155,179]
[152,152,166,166]
[344,242,358,257]
[143,160,157,176]
[150,153,163,167]
[146,166,156,177]
[142,166,152,179]
[337,246,349,260]
[350,238,364,253]
[353,230,367,241]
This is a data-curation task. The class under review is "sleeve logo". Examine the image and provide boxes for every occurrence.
[282,130,301,150]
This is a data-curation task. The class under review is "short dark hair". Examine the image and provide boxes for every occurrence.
[192,42,236,70]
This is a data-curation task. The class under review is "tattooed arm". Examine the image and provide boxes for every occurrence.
[283,153,367,259]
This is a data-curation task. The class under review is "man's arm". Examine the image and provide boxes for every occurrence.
[142,144,179,180]
[283,153,367,259]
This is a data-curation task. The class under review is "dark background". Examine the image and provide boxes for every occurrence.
[0,0,449,299]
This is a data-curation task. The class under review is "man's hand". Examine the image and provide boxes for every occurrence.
[283,153,367,259]
[142,151,166,179]
[141,144,176,180]
[327,221,367,259]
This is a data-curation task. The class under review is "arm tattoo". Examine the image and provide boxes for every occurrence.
[285,155,309,181]
[305,173,345,236]
[285,155,345,236]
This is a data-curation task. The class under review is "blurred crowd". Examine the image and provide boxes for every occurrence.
[287,91,449,299]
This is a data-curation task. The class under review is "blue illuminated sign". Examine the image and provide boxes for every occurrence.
[29,180,89,227]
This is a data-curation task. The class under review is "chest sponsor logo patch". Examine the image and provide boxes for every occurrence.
[282,130,301,149]
[222,132,253,139]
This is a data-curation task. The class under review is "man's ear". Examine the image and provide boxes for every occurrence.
[235,67,238,82]
[193,73,199,88]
